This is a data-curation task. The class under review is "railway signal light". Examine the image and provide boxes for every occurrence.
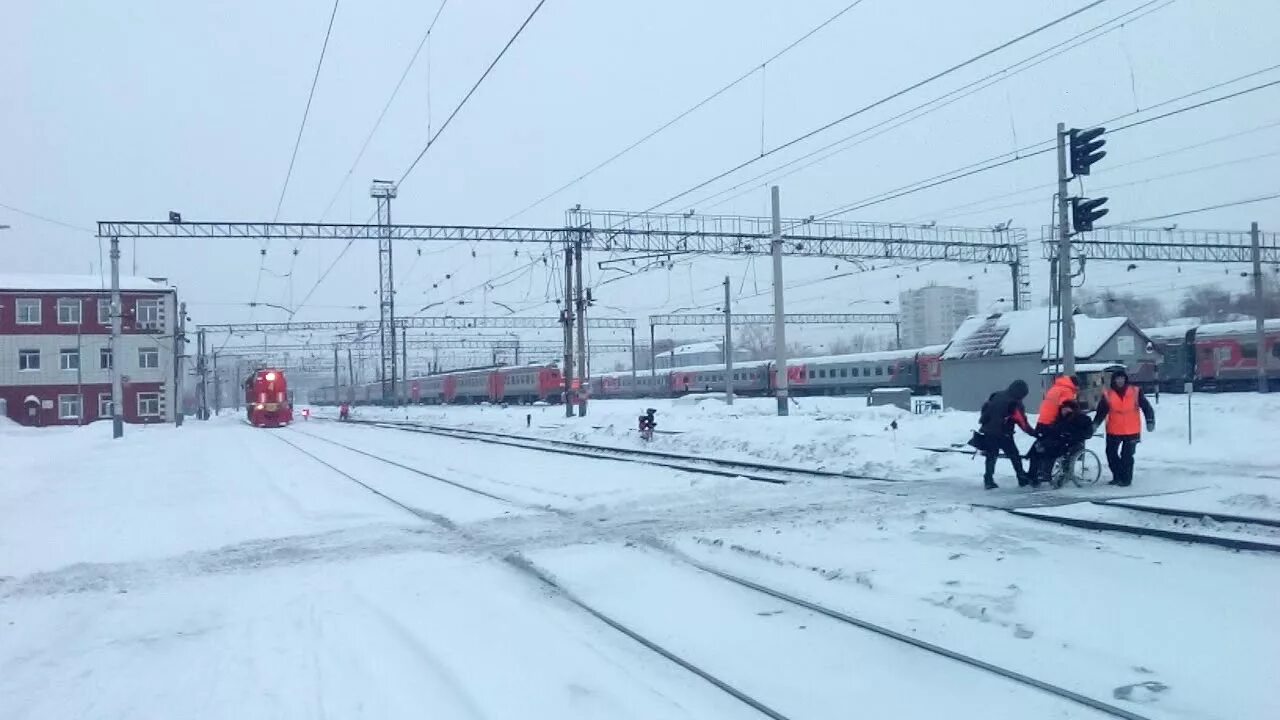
[1069,127,1106,176]
[1071,197,1109,233]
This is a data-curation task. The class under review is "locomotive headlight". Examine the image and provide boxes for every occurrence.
[265,372,277,382]
[255,403,265,410]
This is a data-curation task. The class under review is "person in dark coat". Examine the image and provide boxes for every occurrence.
[1092,368,1155,486]
[975,379,1036,489]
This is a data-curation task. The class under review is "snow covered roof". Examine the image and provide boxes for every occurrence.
[0,273,172,292]
[1040,362,1125,375]
[657,341,724,358]
[942,308,1132,361]
[1143,319,1280,343]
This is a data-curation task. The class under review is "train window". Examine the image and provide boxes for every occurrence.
[840,368,848,378]
[875,366,884,376]
[808,370,815,379]
[1273,343,1280,359]
[1242,343,1258,359]
[863,367,871,376]
[818,369,826,378]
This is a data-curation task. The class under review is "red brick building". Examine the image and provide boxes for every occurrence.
[0,274,179,426]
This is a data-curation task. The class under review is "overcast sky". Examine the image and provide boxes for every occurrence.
[4,0,1278,366]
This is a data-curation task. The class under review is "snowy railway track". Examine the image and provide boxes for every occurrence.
[275,426,1149,720]
[1006,500,1280,553]
[328,417,897,485]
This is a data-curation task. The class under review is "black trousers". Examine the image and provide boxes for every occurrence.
[1106,434,1139,485]
[983,435,1025,481]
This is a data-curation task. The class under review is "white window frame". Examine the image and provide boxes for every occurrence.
[18,349,40,371]
[16,298,40,325]
[100,347,113,369]
[97,298,112,325]
[58,394,82,420]
[137,392,161,417]
[135,298,162,329]
[138,347,160,369]
[99,393,114,418]
[57,298,82,325]
[60,348,80,371]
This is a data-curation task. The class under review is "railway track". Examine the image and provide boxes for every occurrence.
[270,424,1151,720]
[326,417,898,485]
[1005,500,1280,553]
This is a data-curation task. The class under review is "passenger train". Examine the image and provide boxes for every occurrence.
[311,346,944,406]
[244,368,293,427]
[1144,319,1280,392]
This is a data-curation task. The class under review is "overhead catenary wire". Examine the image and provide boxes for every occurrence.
[291,0,548,319]
[317,0,451,222]
[493,0,870,226]
[638,0,1113,216]
[1108,192,1280,225]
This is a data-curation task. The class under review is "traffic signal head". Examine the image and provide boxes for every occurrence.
[1069,127,1107,176]
[1071,196,1109,233]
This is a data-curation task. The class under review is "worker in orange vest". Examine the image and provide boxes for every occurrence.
[1026,375,1078,485]
[1092,368,1154,486]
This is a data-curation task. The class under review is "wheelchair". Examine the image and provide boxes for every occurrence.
[1049,442,1103,488]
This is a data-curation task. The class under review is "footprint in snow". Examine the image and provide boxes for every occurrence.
[1113,681,1169,703]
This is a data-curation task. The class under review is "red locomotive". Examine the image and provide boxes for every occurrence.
[244,368,293,427]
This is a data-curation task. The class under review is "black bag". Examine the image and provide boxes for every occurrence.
[967,431,994,453]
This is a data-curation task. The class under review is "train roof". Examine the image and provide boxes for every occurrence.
[1143,318,1280,342]
[790,345,946,365]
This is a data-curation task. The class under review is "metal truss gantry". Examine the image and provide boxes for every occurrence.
[198,315,636,334]
[98,210,1032,308]
[1041,225,1280,263]
[371,180,398,402]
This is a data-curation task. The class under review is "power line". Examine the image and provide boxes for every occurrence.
[642,0,1112,215]
[1109,192,1280,225]
[294,0,547,319]
[814,70,1280,219]
[493,0,869,226]
[273,0,341,221]
[693,0,1176,213]
[0,201,93,232]
[396,0,549,187]
[318,0,451,221]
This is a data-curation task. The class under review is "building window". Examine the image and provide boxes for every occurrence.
[100,348,113,369]
[135,298,162,329]
[18,349,40,371]
[57,298,82,324]
[138,347,160,369]
[60,349,80,371]
[58,394,82,420]
[16,298,40,324]
[99,393,114,418]
[137,392,161,417]
[98,299,112,325]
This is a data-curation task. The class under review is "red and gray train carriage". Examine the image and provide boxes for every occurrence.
[244,368,293,427]
[330,363,564,406]
[590,345,945,399]
[1146,319,1280,392]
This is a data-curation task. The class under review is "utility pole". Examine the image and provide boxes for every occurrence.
[1055,122,1075,377]
[724,276,734,406]
[333,344,340,404]
[649,323,656,378]
[346,348,355,403]
[575,235,588,417]
[196,328,208,420]
[174,301,185,427]
[1252,221,1268,393]
[76,314,83,426]
[561,242,575,418]
[771,186,789,416]
[629,326,637,384]
[401,324,409,405]
[109,236,124,438]
[371,180,397,404]
[212,351,221,415]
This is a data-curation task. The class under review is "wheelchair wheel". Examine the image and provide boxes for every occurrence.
[1069,448,1103,487]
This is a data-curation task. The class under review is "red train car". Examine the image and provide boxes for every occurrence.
[244,368,293,427]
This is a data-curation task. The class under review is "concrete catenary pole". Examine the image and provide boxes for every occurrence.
[109,236,124,438]
[174,301,185,427]
[212,351,221,415]
[333,344,340,404]
[562,242,574,418]
[630,326,637,384]
[1252,221,1267,393]
[724,275,734,406]
[649,323,656,378]
[1056,122,1076,376]
[575,235,588,417]
[347,348,355,403]
[771,185,789,416]
[196,328,208,420]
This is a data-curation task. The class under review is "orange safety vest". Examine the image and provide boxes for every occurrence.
[1104,387,1142,435]
[1037,377,1077,425]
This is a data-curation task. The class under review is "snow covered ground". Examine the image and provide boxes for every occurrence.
[2,394,1278,718]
